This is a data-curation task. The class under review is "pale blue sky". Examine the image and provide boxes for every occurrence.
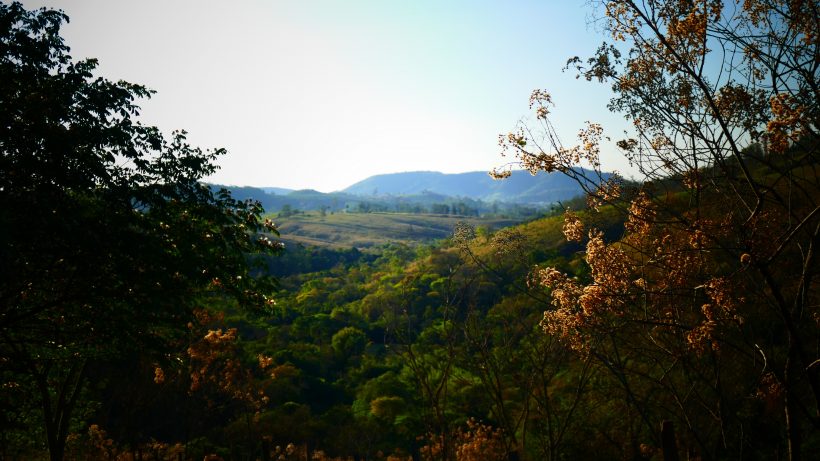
[21,0,632,191]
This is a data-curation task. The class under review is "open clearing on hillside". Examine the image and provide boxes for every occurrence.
[272,211,525,250]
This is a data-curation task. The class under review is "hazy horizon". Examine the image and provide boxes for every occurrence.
[214,167,579,194]
[20,0,635,192]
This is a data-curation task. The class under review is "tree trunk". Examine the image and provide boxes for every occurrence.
[785,351,801,461]
[661,420,680,461]
[39,360,88,461]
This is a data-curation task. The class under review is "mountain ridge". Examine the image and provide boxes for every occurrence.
[341,169,603,204]
[214,169,605,214]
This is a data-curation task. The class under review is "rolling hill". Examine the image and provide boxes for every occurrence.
[273,211,523,250]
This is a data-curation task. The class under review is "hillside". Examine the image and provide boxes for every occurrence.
[272,210,524,250]
[239,205,629,459]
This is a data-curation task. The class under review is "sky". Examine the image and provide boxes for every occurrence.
[20,0,633,192]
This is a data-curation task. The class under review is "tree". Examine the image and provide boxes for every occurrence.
[0,3,280,459]
[279,204,295,217]
[331,326,368,359]
[497,1,818,459]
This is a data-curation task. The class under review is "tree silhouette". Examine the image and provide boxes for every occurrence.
[0,3,279,459]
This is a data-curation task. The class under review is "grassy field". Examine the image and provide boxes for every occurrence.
[271,211,525,250]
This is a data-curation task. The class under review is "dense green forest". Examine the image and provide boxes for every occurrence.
[1,1,818,461]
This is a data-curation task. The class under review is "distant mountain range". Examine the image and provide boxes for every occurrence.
[215,169,605,215]
[342,170,594,204]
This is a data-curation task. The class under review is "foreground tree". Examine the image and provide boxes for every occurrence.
[498,1,818,459]
[0,3,279,459]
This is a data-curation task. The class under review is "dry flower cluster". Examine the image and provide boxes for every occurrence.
[419,418,506,461]
[183,308,269,410]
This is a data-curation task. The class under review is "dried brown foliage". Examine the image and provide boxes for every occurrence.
[498,0,818,459]
[419,419,507,461]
